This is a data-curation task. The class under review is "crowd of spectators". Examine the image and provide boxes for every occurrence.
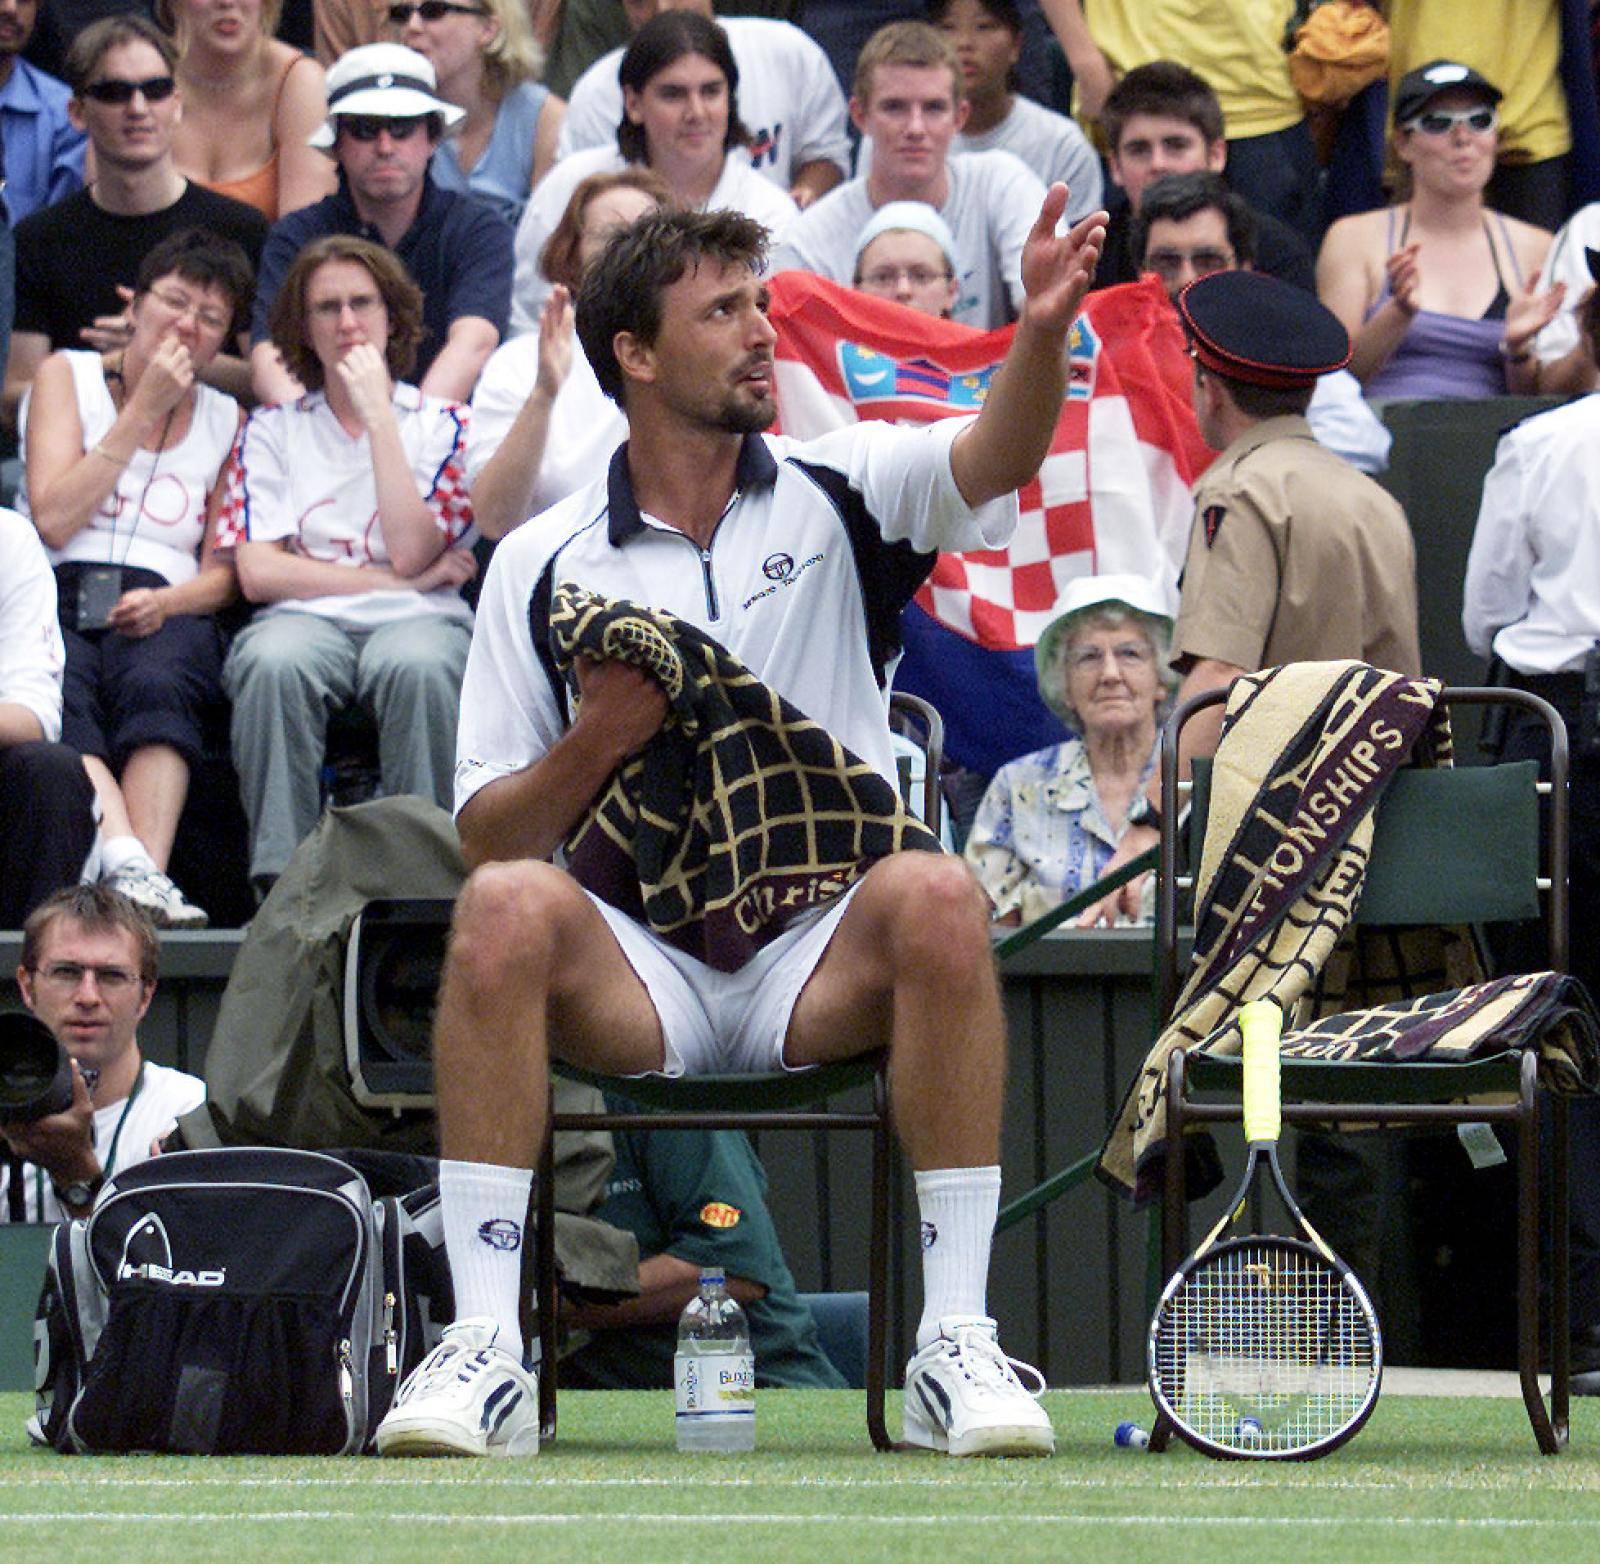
[0,0,1596,1418]
[0,0,1594,930]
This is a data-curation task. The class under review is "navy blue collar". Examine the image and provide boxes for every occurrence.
[605,433,779,546]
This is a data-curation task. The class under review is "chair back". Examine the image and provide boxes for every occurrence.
[1158,685,1567,1018]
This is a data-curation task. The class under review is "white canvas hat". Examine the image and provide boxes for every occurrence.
[1034,573,1174,722]
[310,43,465,150]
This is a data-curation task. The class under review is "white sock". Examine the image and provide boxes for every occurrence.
[439,1158,534,1364]
[100,835,155,878]
[914,1165,1001,1349]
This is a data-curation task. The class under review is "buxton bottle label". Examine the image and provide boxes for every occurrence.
[675,1352,756,1417]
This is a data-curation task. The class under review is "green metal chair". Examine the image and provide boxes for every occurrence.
[532,692,946,1450]
[1152,685,1573,1454]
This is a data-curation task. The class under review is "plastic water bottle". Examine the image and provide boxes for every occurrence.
[674,1267,755,1452]
[1114,1420,1150,1450]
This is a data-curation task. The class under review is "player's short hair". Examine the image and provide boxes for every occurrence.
[853,20,963,108]
[269,235,424,392]
[1131,172,1258,270]
[66,13,178,94]
[1101,60,1225,154]
[21,885,160,985]
[576,206,768,406]
[617,10,749,163]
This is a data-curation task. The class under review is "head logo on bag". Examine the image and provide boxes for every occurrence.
[115,1213,225,1286]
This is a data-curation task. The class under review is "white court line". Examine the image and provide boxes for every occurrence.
[1,1473,1595,1495]
[0,1512,1598,1530]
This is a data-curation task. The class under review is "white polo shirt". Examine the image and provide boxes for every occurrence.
[455,417,1016,814]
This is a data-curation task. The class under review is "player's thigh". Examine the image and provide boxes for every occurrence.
[449,859,667,1075]
[783,852,989,1066]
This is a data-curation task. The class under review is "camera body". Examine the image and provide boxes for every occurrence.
[0,1010,74,1123]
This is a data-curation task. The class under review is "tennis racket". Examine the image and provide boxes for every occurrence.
[1148,998,1383,1460]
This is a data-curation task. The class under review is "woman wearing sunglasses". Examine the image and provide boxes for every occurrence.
[159,0,336,220]
[17,229,254,929]
[387,0,564,226]
[1316,61,1560,399]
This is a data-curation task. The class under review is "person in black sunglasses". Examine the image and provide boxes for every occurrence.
[4,15,268,432]
[247,40,512,408]
[385,0,564,227]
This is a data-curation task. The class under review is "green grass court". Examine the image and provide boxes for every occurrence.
[3,1390,1599,1563]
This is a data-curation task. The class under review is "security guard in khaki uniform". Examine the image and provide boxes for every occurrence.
[1080,269,1421,925]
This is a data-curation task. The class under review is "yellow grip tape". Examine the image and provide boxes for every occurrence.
[1239,999,1283,1145]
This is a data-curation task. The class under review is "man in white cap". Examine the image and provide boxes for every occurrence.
[249,41,513,405]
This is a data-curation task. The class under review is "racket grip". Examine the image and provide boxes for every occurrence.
[1239,998,1282,1144]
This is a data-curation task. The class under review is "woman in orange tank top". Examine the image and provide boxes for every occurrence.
[161,0,338,220]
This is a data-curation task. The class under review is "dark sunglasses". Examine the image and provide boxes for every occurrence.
[340,115,430,142]
[386,1,485,21]
[81,74,177,105]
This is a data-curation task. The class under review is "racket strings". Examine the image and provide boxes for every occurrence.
[1153,1240,1379,1455]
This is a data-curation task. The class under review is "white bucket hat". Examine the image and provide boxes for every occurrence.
[1034,573,1175,722]
[309,43,466,150]
[854,200,959,272]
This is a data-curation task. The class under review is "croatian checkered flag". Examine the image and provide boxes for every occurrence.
[767,271,1212,775]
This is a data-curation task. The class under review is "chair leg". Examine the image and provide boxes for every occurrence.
[536,1093,559,1444]
[867,1065,896,1451]
[1551,1090,1571,1446]
[1148,1047,1189,1456]
[1517,1053,1567,1454]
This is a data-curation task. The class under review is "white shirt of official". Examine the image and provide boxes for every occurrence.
[1533,200,1600,364]
[770,150,1046,329]
[855,96,1103,224]
[0,1060,206,1225]
[510,145,801,335]
[465,332,628,516]
[0,507,67,740]
[455,417,1015,815]
[1462,393,1600,673]
[557,17,851,192]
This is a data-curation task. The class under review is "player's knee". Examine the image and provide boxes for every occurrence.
[448,860,574,985]
[874,853,992,975]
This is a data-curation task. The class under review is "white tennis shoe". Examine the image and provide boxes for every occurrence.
[902,1315,1055,1457]
[375,1317,539,1458]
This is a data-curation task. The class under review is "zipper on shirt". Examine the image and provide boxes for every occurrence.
[697,544,720,620]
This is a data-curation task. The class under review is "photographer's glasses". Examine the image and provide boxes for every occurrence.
[33,962,142,994]
[81,74,177,105]
[1406,106,1497,136]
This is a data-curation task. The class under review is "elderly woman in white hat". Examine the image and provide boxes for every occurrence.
[852,200,961,319]
[963,574,1176,927]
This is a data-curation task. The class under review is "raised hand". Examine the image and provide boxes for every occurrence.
[335,340,396,430]
[1018,183,1108,335]
[1503,267,1566,359]
[535,285,575,400]
[1385,243,1422,316]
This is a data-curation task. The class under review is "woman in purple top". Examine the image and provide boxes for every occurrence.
[1317,61,1559,400]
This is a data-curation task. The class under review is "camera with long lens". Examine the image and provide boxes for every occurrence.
[0,1011,73,1123]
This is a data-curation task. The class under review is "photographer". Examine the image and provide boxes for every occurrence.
[1,885,204,1223]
